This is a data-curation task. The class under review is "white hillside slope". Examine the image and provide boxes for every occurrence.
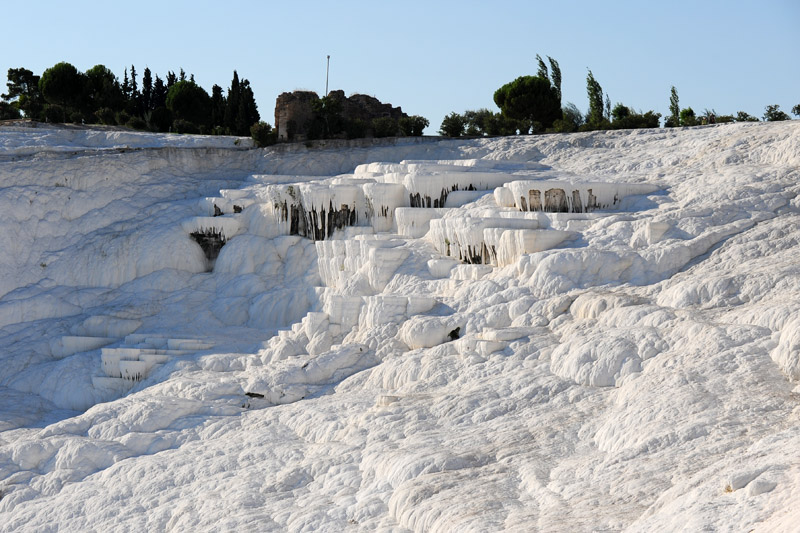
[1,122,799,531]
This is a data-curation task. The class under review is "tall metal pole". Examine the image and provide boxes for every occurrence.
[325,55,330,97]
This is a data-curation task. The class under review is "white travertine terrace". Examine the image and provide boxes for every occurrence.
[8,123,798,532]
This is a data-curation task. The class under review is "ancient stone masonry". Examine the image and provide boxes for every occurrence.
[274,91,318,141]
[274,89,406,141]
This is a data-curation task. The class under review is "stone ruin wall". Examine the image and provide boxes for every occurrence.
[275,89,406,141]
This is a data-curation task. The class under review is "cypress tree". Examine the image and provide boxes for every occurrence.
[224,70,240,134]
[152,74,167,108]
[235,79,259,135]
[211,84,226,130]
[142,67,153,112]
[122,68,130,102]
[130,65,139,115]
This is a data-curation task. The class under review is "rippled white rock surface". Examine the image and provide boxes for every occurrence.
[1,122,800,532]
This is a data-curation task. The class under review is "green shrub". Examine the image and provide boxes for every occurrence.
[763,104,790,121]
[44,104,65,123]
[115,110,131,126]
[94,107,116,125]
[398,115,429,136]
[250,121,277,147]
[610,108,661,130]
[680,107,698,126]
[0,101,22,120]
[172,119,199,134]
[439,112,467,137]
[371,116,398,137]
[735,111,759,122]
[344,118,367,139]
[127,116,148,130]
[149,107,172,132]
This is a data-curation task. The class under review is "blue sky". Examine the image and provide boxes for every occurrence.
[3,0,798,132]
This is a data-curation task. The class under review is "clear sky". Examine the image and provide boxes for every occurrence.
[3,0,798,133]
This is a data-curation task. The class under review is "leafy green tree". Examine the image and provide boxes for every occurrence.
[308,95,343,139]
[792,104,800,117]
[611,103,630,122]
[763,104,790,121]
[399,115,429,136]
[493,75,561,132]
[735,111,759,122]
[166,80,211,129]
[85,64,123,112]
[39,62,85,121]
[464,108,494,136]
[552,102,584,132]
[3,67,43,119]
[439,112,467,137]
[460,109,519,136]
[680,107,698,126]
[585,70,605,128]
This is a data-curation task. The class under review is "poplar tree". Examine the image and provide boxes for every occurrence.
[536,54,548,79]
[668,86,680,127]
[586,70,604,127]
[548,56,562,103]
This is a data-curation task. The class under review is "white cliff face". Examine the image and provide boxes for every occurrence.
[1,122,800,532]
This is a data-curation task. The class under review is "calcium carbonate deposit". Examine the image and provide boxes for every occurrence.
[1,121,800,532]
